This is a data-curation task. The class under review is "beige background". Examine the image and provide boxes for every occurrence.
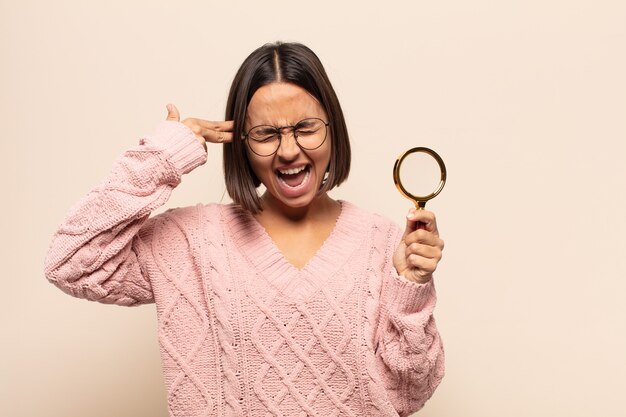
[2,0,625,416]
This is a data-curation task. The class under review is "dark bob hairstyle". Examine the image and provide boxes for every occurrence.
[223,42,351,213]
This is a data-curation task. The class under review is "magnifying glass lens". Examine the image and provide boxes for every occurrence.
[399,151,443,198]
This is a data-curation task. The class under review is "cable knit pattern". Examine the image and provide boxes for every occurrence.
[44,121,444,416]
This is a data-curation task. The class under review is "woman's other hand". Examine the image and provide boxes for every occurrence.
[393,208,445,284]
[166,103,233,150]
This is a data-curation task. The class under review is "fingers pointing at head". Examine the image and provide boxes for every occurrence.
[183,119,234,144]
[164,104,234,148]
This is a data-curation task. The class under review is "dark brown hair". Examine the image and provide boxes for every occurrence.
[223,42,351,213]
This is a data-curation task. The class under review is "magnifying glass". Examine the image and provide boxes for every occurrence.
[393,147,447,210]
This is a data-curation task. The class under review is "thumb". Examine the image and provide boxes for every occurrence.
[403,208,420,239]
[405,207,430,237]
[393,209,416,272]
[165,103,180,122]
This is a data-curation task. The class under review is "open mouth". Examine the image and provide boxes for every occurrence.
[276,164,311,189]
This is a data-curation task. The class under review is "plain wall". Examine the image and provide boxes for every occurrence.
[1,0,625,416]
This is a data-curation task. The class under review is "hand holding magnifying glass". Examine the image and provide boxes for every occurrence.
[392,147,447,283]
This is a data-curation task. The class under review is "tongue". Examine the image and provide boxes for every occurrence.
[280,169,307,187]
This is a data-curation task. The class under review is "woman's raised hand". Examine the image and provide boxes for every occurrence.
[166,103,234,150]
[393,208,445,284]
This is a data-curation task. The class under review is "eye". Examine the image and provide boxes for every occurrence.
[295,128,316,136]
[249,126,279,141]
[295,119,323,136]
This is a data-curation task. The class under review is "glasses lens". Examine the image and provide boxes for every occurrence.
[295,118,327,150]
[248,126,280,156]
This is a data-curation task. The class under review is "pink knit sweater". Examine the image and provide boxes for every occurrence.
[44,121,444,417]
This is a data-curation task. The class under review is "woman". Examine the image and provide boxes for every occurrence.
[45,42,445,417]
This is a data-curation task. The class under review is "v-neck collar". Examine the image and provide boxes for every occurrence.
[222,200,368,302]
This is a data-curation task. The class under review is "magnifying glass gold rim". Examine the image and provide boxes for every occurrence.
[393,147,447,209]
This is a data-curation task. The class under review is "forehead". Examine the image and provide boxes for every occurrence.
[246,82,326,125]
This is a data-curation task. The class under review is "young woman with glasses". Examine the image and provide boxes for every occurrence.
[45,42,445,417]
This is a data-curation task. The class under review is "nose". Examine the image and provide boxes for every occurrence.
[276,129,300,160]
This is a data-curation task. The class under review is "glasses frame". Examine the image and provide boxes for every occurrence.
[243,117,330,157]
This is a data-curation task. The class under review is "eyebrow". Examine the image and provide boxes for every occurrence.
[250,118,320,128]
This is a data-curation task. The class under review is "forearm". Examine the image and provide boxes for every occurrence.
[375,274,445,415]
[44,121,206,305]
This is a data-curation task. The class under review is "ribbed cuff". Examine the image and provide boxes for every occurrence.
[382,272,436,314]
[140,121,207,175]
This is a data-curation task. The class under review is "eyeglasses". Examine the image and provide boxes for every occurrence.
[243,117,330,157]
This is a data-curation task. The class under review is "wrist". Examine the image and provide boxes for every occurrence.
[400,271,432,284]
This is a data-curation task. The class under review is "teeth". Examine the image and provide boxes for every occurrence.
[279,165,307,175]
[279,169,310,189]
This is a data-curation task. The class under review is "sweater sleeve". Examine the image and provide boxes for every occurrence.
[44,121,207,306]
[373,221,445,416]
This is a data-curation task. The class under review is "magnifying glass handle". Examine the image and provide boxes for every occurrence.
[414,201,427,229]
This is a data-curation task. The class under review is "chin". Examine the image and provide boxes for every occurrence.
[266,177,324,211]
